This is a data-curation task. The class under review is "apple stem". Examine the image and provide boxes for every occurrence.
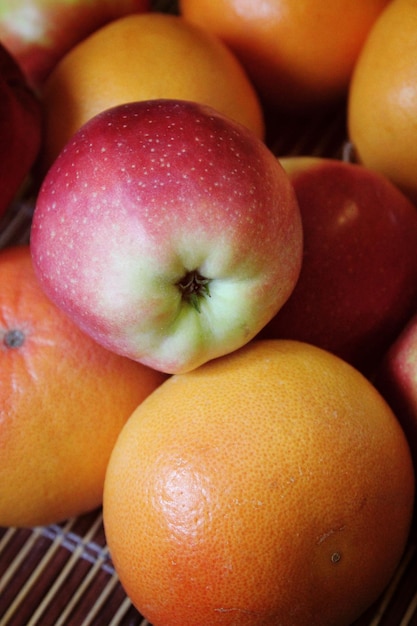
[177,270,211,313]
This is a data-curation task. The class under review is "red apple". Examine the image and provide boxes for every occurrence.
[376,313,417,467]
[258,157,417,376]
[30,99,302,374]
[0,0,150,90]
[0,42,42,220]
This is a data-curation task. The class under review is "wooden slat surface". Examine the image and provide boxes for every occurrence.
[1,512,417,625]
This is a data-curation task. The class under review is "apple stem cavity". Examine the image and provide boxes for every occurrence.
[3,328,25,349]
[177,270,211,313]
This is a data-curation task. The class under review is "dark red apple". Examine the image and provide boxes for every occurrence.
[0,43,42,220]
[376,313,417,466]
[258,157,417,376]
[0,0,150,90]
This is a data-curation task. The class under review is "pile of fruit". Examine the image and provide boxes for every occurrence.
[1,1,417,625]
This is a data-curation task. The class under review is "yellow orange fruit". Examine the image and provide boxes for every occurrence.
[0,245,167,527]
[348,0,417,203]
[103,339,414,626]
[39,12,265,170]
[179,0,391,111]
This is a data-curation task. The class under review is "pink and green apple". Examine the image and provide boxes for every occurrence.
[258,156,417,376]
[30,99,303,374]
[0,0,150,90]
[0,42,42,220]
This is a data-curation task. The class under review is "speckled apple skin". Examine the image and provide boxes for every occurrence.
[31,99,302,374]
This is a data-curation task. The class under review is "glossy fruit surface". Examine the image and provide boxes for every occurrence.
[104,339,414,626]
[258,157,417,376]
[180,0,390,110]
[348,0,417,202]
[0,0,150,89]
[0,245,167,527]
[40,12,265,170]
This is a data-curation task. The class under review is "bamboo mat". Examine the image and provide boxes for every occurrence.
[1,3,417,624]
[1,509,417,626]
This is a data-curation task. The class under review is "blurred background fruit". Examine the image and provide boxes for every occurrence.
[39,12,265,172]
[0,42,42,219]
[104,339,414,626]
[0,245,167,528]
[179,0,390,112]
[348,0,417,204]
[0,0,150,90]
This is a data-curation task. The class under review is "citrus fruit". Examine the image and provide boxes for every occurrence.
[103,339,414,626]
[179,0,390,111]
[39,12,265,171]
[0,245,167,528]
[348,0,417,203]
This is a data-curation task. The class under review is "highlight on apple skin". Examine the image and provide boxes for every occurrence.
[258,156,417,377]
[0,0,150,90]
[30,99,303,374]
